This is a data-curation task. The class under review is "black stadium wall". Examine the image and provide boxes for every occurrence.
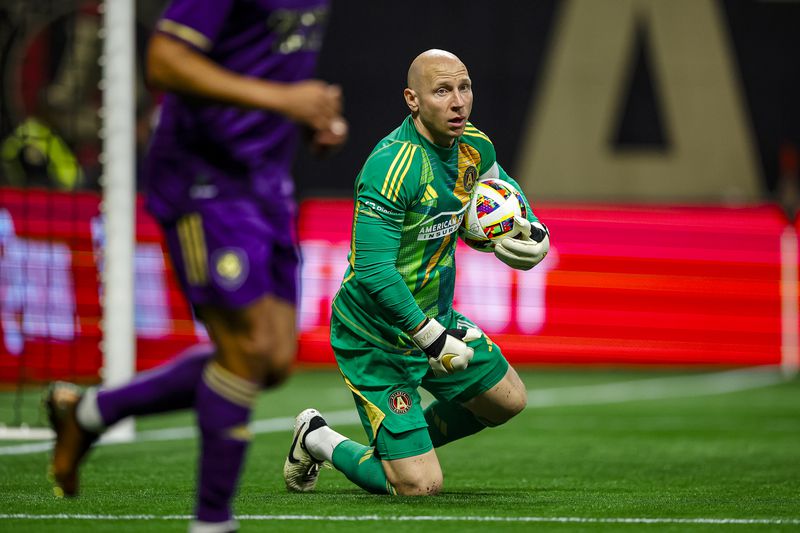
[0,0,797,201]
[295,0,800,203]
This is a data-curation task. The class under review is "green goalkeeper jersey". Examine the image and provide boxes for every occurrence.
[331,115,539,354]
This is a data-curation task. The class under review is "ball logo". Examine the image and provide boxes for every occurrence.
[463,166,477,193]
[388,390,412,414]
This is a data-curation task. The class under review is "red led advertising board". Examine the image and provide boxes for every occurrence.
[0,188,793,382]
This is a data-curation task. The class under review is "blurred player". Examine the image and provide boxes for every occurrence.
[45,0,347,530]
[284,49,548,495]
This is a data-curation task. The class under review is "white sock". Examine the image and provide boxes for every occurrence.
[75,387,106,433]
[305,425,347,462]
[189,519,239,533]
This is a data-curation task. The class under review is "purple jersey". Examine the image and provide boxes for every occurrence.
[145,0,329,222]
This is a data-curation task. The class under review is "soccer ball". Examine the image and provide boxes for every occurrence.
[459,178,528,252]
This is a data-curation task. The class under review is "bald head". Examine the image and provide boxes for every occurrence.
[403,48,473,147]
[407,49,465,92]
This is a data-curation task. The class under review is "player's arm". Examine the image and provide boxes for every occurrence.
[353,206,478,375]
[147,34,340,131]
[354,207,478,375]
[350,195,424,331]
[146,3,344,134]
[351,145,477,375]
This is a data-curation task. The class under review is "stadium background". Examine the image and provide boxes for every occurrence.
[1,0,799,384]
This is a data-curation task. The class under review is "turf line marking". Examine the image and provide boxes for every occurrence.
[1,514,798,525]
[0,366,789,457]
[526,365,787,407]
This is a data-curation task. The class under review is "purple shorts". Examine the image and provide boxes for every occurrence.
[162,198,299,310]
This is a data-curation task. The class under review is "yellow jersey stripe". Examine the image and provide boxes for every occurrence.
[389,145,417,201]
[157,19,212,51]
[462,130,492,144]
[380,143,409,197]
[176,217,196,285]
[358,448,374,464]
[384,144,413,200]
[178,215,207,286]
[349,204,359,268]
[458,144,480,171]
[421,234,452,287]
[464,124,486,135]
[340,372,385,437]
[189,214,208,285]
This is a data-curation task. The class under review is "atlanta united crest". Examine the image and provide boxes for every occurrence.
[388,390,412,414]
[463,165,477,193]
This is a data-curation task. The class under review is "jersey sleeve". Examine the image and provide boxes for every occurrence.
[157,0,235,52]
[350,142,427,332]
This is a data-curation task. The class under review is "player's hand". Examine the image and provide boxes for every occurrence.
[494,216,550,271]
[281,80,343,131]
[412,318,481,377]
[310,116,348,157]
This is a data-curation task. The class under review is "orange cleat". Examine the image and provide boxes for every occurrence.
[44,382,98,497]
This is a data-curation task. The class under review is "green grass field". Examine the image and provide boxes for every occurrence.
[1,367,799,532]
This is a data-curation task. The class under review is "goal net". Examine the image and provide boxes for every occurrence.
[0,0,138,441]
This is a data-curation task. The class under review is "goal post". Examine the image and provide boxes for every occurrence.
[98,0,136,442]
[780,225,799,378]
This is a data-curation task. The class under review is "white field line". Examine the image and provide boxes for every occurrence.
[526,365,788,407]
[0,366,790,457]
[0,513,798,525]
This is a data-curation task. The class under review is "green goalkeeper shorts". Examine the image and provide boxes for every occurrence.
[330,311,509,457]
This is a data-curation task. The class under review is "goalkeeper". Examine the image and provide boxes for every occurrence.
[284,49,549,495]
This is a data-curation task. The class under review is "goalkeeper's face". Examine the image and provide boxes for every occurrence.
[405,52,473,148]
